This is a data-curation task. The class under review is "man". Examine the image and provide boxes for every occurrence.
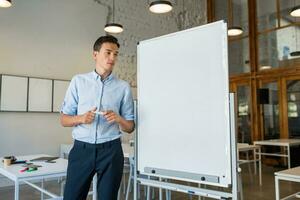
[61,35,135,200]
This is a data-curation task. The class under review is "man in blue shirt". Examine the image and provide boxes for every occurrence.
[61,35,135,200]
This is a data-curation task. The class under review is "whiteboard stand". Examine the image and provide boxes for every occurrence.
[134,93,238,200]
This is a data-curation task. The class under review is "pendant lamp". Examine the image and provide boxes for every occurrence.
[0,0,12,8]
[227,0,243,36]
[149,0,173,14]
[290,5,300,17]
[104,0,123,34]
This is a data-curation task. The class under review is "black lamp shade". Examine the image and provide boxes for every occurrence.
[290,51,300,57]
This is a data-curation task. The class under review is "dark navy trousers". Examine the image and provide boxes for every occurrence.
[63,138,124,200]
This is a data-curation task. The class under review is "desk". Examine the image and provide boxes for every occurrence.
[0,154,67,200]
[237,143,262,185]
[0,154,97,200]
[254,139,300,168]
[275,166,300,200]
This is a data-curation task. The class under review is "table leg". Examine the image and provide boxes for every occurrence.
[254,148,257,175]
[275,176,280,200]
[258,147,262,185]
[246,152,252,175]
[41,178,44,200]
[287,146,291,168]
[15,181,19,200]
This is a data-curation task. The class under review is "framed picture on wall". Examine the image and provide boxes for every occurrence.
[52,80,70,112]
[28,78,52,112]
[0,75,28,112]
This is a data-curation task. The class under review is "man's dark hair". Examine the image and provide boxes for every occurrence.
[93,35,120,51]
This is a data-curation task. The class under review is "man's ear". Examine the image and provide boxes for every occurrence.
[93,51,98,59]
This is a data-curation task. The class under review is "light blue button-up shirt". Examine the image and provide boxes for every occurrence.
[61,71,134,144]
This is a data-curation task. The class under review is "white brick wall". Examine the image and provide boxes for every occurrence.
[95,0,207,87]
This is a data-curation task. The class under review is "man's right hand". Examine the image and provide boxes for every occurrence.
[80,107,97,124]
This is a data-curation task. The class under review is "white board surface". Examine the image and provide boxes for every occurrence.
[0,75,28,111]
[53,80,70,112]
[28,78,52,112]
[137,21,231,187]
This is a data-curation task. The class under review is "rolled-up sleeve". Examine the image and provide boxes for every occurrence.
[60,76,78,115]
[120,84,134,120]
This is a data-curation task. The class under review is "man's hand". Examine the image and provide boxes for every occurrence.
[100,110,134,133]
[80,107,97,124]
[102,110,121,123]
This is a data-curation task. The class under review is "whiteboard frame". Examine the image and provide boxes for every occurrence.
[136,21,232,187]
[135,94,238,199]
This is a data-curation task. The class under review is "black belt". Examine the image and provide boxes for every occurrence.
[74,138,121,149]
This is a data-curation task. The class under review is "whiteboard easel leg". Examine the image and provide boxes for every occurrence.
[229,93,238,200]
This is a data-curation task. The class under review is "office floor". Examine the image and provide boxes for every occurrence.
[0,164,299,200]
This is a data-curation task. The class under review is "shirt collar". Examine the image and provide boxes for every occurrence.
[92,70,114,83]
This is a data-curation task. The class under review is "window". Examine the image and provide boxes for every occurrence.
[286,79,300,138]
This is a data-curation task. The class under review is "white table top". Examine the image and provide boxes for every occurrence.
[254,139,300,146]
[0,154,67,181]
[237,143,260,151]
[275,166,300,179]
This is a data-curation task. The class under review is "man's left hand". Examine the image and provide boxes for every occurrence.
[102,110,121,123]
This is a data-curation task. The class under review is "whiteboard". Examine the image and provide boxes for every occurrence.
[0,75,28,111]
[53,80,70,112]
[28,78,52,112]
[137,21,231,187]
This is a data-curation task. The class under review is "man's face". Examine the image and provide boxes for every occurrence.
[93,42,119,74]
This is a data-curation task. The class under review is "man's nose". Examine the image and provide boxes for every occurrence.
[110,54,117,61]
[109,54,116,60]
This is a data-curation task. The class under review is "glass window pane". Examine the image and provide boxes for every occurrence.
[286,80,300,138]
[280,0,300,26]
[257,0,278,32]
[229,38,250,75]
[258,26,300,70]
[237,85,252,143]
[261,82,280,139]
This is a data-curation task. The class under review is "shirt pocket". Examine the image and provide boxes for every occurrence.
[100,103,120,115]
[77,92,98,115]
